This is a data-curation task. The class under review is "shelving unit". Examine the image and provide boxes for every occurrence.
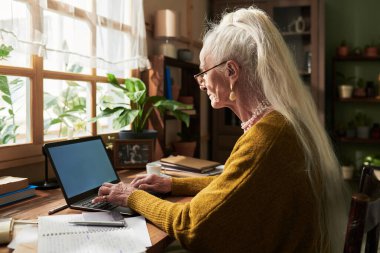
[143,55,206,160]
[331,56,380,172]
[209,0,324,163]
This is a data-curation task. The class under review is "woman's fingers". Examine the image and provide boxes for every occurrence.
[138,184,156,191]
[92,195,108,203]
[130,174,149,185]
[98,185,111,196]
[131,175,155,188]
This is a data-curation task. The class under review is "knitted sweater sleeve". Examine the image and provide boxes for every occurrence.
[171,176,217,196]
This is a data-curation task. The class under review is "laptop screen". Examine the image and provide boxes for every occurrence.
[45,137,118,198]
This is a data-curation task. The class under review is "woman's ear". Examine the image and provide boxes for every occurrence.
[225,60,240,81]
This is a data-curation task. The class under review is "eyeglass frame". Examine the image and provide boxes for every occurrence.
[193,60,228,88]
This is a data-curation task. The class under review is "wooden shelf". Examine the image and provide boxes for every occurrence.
[333,56,380,61]
[336,98,380,103]
[281,31,311,36]
[336,137,380,144]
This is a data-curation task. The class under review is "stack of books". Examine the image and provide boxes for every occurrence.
[0,176,36,207]
[160,155,223,178]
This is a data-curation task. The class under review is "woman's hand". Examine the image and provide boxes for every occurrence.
[130,174,172,194]
[92,182,136,207]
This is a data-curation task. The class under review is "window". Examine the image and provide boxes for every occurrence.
[0,0,149,169]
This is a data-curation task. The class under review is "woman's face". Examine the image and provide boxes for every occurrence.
[199,58,231,109]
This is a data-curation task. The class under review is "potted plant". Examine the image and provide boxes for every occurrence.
[355,112,371,139]
[93,74,192,139]
[364,43,379,57]
[353,78,366,98]
[336,40,349,57]
[172,131,198,157]
[336,72,355,99]
[346,120,356,138]
[340,158,354,180]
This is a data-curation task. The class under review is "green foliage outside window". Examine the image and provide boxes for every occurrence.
[43,64,87,138]
[0,45,23,144]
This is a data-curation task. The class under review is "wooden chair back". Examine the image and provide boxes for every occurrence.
[344,166,380,253]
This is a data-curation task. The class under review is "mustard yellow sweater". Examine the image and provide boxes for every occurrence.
[128,111,321,253]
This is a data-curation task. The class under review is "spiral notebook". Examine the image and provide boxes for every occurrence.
[38,213,149,253]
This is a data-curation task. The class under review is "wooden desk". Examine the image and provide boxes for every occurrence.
[0,170,190,253]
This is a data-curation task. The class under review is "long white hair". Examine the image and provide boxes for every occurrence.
[201,7,348,252]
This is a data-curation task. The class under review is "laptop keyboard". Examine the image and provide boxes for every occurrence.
[78,198,116,210]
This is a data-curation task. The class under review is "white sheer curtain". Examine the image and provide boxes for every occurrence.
[0,0,150,72]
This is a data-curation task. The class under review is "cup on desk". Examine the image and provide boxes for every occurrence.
[146,163,162,176]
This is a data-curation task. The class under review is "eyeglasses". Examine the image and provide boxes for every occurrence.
[193,61,228,89]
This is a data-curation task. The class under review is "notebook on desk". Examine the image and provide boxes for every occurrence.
[43,136,133,215]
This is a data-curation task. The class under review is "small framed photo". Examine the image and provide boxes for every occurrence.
[113,139,154,169]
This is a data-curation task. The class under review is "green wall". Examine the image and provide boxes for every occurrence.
[325,0,380,170]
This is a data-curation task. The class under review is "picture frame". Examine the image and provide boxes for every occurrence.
[113,139,154,169]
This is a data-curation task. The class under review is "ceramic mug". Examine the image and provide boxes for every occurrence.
[146,163,162,175]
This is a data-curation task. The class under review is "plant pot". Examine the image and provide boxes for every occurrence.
[336,46,349,57]
[346,128,356,138]
[357,126,370,139]
[341,165,354,180]
[338,85,353,98]
[119,129,158,140]
[178,96,194,106]
[364,47,378,57]
[173,141,196,157]
[353,87,366,98]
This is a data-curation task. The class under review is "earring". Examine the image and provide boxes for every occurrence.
[229,91,236,101]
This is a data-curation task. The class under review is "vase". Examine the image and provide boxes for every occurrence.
[357,126,370,139]
[336,46,349,57]
[341,165,354,180]
[118,129,158,140]
[338,85,353,99]
[173,141,196,157]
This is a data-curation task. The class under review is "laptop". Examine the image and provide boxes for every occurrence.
[44,136,133,215]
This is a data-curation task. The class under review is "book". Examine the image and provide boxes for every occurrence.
[167,109,197,116]
[162,165,224,178]
[0,176,29,195]
[165,66,173,99]
[160,155,220,174]
[0,185,36,207]
[180,109,196,115]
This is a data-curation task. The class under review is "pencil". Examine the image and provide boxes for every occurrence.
[48,204,68,215]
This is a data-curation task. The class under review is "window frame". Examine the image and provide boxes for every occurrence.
[0,0,136,170]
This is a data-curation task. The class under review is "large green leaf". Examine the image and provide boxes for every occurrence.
[68,64,83,73]
[65,104,86,113]
[0,76,10,96]
[124,78,135,92]
[44,92,58,109]
[100,107,125,117]
[107,74,129,92]
[154,99,192,111]
[66,81,80,87]
[2,95,11,105]
[0,44,13,60]
[169,110,190,127]
[113,109,139,129]
[126,90,145,104]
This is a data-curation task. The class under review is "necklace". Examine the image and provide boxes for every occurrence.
[241,99,271,132]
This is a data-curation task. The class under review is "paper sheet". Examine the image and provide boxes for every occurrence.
[38,227,145,253]
[9,213,151,253]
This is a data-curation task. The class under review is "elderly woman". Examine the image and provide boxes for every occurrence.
[94,7,347,253]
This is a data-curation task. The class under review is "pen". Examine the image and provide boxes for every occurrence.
[69,220,127,227]
[48,204,69,215]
